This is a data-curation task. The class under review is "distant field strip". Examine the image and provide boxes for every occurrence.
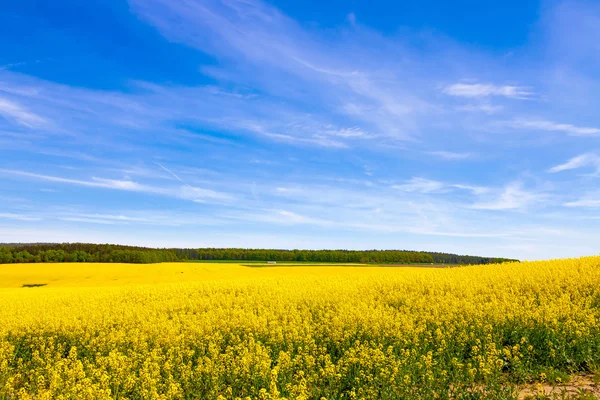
[0,262,399,288]
[1,258,599,399]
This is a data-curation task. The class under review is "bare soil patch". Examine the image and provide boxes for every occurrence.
[518,374,600,399]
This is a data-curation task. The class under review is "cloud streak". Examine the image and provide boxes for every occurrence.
[549,153,600,173]
[443,83,532,99]
[0,169,233,203]
[564,198,600,208]
[471,183,543,211]
[508,119,600,136]
[0,212,41,222]
[0,97,47,128]
[393,177,488,195]
[427,151,476,161]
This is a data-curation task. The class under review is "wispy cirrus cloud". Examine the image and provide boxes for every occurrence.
[443,83,533,99]
[564,198,600,208]
[0,59,44,71]
[0,97,48,128]
[230,119,350,148]
[128,0,437,142]
[471,182,543,211]
[393,177,488,194]
[0,70,370,150]
[456,104,503,114]
[0,212,41,221]
[0,169,233,203]
[548,153,600,173]
[393,177,447,193]
[427,151,476,161]
[226,209,333,227]
[56,211,223,227]
[58,216,118,225]
[508,119,600,136]
[0,207,231,227]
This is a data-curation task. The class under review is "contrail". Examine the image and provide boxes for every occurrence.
[154,162,191,188]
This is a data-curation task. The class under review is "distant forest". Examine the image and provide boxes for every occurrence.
[0,243,518,265]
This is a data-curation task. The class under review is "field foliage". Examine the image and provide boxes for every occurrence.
[0,258,599,399]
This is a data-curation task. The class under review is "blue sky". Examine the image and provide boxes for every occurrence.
[1,0,599,260]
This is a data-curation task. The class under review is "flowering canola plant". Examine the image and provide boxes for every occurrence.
[1,258,599,399]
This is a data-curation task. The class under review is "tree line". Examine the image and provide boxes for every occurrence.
[0,243,517,265]
[0,243,179,264]
[175,248,516,264]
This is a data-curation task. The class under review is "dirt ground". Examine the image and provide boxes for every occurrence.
[518,374,600,399]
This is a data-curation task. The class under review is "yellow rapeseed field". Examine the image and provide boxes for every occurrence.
[1,258,599,399]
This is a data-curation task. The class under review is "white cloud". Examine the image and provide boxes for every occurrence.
[428,151,475,161]
[548,153,600,173]
[324,127,373,138]
[70,213,164,224]
[564,198,600,208]
[0,70,365,150]
[0,169,111,188]
[457,104,503,114]
[274,210,330,225]
[471,182,541,211]
[509,119,600,136]
[443,83,532,99]
[0,97,47,128]
[0,212,41,221]
[55,211,222,227]
[2,207,228,228]
[129,0,430,142]
[36,150,102,162]
[0,59,43,71]
[59,217,118,225]
[0,169,233,203]
[393,177,487,194]
[91,177,146,191]
[233,120,349,148]
[267,131,348,148]
[233,209,333,226]
[451,184,490,195]
[393,177,447,193]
